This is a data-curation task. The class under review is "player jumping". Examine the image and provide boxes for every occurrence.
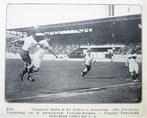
[27,35,58,81]
[81,48,95,77]
[12,32,37,81]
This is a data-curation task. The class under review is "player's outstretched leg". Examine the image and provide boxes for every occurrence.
[81,65,91,77]
[27,66,39,81]
[19,67,28,81]
[27,66,35,81]
[81,71,88,77]
[81,68,88,77]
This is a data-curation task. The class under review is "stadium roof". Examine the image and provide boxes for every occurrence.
[7,14,141,33]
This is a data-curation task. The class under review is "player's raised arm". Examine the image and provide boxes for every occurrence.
[11,37,24,43]
[40,35,58,58]
[48,48,58,58]
[38,39,58,58]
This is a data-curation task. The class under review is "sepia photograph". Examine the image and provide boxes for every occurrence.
[5,4,142,103]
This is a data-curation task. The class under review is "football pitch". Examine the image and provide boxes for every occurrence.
[5,59,141,103]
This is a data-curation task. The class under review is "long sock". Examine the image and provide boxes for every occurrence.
[19,67,28,80]
[27,67,34,79]
[82,71,88,77]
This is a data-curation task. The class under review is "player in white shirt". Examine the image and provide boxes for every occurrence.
[27,35,57,81]
[12,32,37,81]
[81,49,95,77]
[126,55,139,82]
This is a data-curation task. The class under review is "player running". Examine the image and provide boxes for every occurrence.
[12,32,37,81]
[81,48,95,77]
[126,54,140,82]
[27,35,58,81]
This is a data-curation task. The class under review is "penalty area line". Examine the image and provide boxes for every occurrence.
[6,82,141,102]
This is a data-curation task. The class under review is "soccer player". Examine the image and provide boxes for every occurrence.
[27,35,58,81]
[126,54,139,82]
[12,32,37,81]
[81,49,95,77]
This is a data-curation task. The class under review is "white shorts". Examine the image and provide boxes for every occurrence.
[32,48,45,68]
[129,63,139,74]
[32,58,42,68]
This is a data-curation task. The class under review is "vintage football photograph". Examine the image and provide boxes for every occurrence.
[5,4,142,103]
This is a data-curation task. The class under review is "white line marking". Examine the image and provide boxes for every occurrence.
[6,82,141,102]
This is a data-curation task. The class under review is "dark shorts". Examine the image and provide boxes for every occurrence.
[19,49,31,64]
[85,64,91,71]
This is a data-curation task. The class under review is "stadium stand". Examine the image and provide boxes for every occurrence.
[6,14,141,59]
[113,44,141,55]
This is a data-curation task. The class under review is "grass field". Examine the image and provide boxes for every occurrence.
[5,59,141,103]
